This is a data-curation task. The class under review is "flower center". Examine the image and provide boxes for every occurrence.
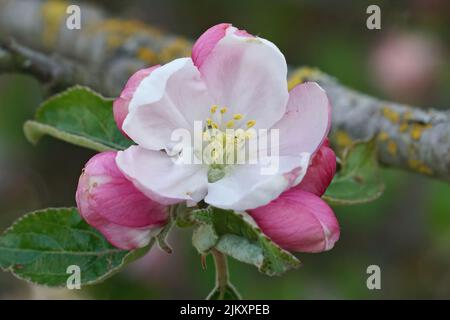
[201,105,257,182]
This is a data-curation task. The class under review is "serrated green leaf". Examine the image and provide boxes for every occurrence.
[323,138,385,205]
[207,283,242,300]
[192,207,301,276]
[0,207,151,287]
[215,234,264,267]
[24,86,133,151]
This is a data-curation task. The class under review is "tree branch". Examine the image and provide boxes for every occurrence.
[0,0,449,182]
[289,68,450,182]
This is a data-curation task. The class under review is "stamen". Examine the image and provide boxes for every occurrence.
[234,128,245,140]
[246,120,256,128]
[245,129,255,139]
[202,106,253,170]
[225,120,235,128]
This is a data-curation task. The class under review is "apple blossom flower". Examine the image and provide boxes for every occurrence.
[114,23,332,212]
[76,23,339,252]
[76,151,168,249]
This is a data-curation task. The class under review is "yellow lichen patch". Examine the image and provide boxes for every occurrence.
[387,140,397,156]
[399,122,409,133]
[106,35,125,49]
[137,47,158,64]
[96,19,162,37]
[41,0,68,47]
[288,67,320,91]
[378,131,389,141]
[158,38,192,63]
[381,107,400,124]
[403,110,413,121]
[335,130,353,148]
[410,123,432,140]
[408,159,433,175]
[90,19,162,51]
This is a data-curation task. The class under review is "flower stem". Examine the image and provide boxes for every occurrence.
[211,249,229,299]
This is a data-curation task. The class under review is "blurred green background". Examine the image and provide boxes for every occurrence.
[1,0,449,299]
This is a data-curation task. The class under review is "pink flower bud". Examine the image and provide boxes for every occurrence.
[248,188,340,253]
[296,138,336,196]
[113,65,160,136]
[76,151,168,250]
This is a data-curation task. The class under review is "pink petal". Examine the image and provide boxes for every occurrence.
[274,82,331,156]
[196,24,289,130]
[76,151,168,249]
[296,139,336,196]
[113,65,159,136]
[248,189,340,253]
[192,23,231,68]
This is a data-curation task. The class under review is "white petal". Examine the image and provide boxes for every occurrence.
[274,82,331,155]
[204,153,310,211]
[116,146,208,205]
[123,58,213,151]
[198,27,289,130]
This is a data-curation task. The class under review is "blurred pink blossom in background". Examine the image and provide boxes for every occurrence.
[369,31,443,102]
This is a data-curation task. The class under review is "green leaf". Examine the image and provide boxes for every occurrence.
[24,86,133,151]
[0,207,151,287]
[206,283,242,300]
[323,138,385,205]
[192,224,218,254]
[191,207,301,276]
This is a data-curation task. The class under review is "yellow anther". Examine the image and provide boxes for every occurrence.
[225,120,235,128]
[206,118,212,126]
[211,122,219,129]
[210,105,218,113]
[233,113,243,120]
[220,107,228,114]
[246,120,256,128]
